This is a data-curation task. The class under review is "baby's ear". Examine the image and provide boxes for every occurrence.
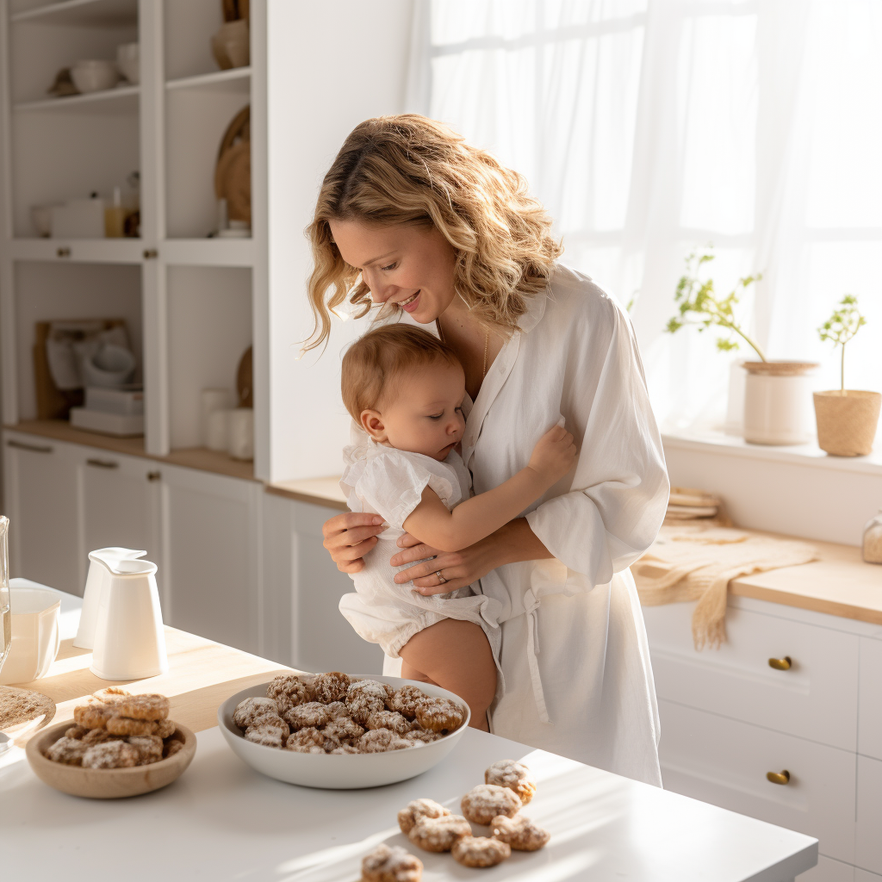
[360,409,386,442]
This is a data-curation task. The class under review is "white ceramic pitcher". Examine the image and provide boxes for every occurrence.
[75,547,147,649]
[90,557,168,681]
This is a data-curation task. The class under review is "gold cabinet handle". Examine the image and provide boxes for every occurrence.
[147,471,161,482]
[768,656,792,671]
[56,247,71,258]
[86,458,119,469]
[766,770,791,785]
[143,248,158,259]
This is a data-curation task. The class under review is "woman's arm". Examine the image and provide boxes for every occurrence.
[391,516,553,595]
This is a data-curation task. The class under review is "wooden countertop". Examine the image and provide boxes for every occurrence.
[6,586,291,742]
[5,420,258,482]
[641,528,882,626]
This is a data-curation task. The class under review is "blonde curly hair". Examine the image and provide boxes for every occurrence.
[304,114,563,351]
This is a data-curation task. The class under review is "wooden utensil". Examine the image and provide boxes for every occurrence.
[236,346,253,409]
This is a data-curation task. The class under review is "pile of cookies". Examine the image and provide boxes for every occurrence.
[42,688,182,770]
[233,672,466,754]
[361,759,549,878]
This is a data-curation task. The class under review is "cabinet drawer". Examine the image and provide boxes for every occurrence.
[858,638,882,761]
[643,603,859,751]
[856,755,882,874]
[659,699,856,864]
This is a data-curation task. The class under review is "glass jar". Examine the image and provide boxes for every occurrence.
[863,510,882,564]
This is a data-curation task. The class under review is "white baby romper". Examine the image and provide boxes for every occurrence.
[338,437,503,663]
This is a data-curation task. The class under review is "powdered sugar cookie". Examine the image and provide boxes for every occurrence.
[451,835,511,868]
[323,716,364,742]
[115,694,169,721]
[283,701,330,731]
[407,815,471,853]
[361,843,423,882]
[246,724,287,749]
[45,736,88,766]
[387,685,425,719]
[484,759,537,805]
[397,798,451,834]
[414,697,465,734]
[81,740,139,769]
[128,735,164,765]
[312,671,351,703]
[461,784,521,826]
[358,728,396,753]
[365,709,412,735]
[106,715,158,737]
[73,702,115,729]
[490,814,550,851]
[266,674,313,715]
[286,726,326,753]
[233,696,279,730]
[346,679,392,725]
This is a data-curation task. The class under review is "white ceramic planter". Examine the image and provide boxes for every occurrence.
[742,361,819,445]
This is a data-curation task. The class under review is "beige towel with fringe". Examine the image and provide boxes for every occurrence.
[633,525,818,649]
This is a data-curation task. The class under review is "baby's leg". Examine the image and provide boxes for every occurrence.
[399,619,496,732]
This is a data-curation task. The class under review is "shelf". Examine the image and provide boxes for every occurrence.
[14,85,139,114]
[161,238,255,267]
[10,238,144,264]
[5,421,258,483]
[662,429,882,476]
[166,67,251,95]
[11,0,138,27]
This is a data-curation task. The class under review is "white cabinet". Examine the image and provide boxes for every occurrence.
[3,431,80,594]
[79,447,161,567]
[160,463,261,655]
[643,598,882,882]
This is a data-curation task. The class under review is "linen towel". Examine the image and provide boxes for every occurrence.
[633,525,818,649]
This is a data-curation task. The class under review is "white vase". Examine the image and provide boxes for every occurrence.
[742,361,819,445]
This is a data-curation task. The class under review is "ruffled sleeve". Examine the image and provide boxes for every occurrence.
[348,448,457,529]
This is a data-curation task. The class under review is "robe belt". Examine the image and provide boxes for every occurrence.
[523,589,551,724]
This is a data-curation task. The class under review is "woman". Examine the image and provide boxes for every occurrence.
[306,115,669,786]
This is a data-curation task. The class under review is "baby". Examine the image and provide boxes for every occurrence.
[339,323,575,730]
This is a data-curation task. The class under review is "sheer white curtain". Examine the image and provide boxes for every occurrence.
[407,0,882,432]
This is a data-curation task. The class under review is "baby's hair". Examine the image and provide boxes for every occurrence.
[342,323,461,423]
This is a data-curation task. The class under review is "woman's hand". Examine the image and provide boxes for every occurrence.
[321,512,386,574]
[390,533,502,595]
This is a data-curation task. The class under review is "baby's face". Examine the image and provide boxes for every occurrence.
[375,361,466,461]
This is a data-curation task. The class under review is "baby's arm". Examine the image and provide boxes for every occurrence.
[402,424,576,553]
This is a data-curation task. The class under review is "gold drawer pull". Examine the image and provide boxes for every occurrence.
[56,247,71,258]
[766,770,791,785]
[768,656,792,671]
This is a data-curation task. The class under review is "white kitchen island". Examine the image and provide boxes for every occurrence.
[0,587,817,881]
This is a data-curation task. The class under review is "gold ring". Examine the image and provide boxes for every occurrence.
[435,570,447,584]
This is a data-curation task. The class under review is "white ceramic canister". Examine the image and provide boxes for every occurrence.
[200,388,234,447]
[90,557,168,681]
[228,407,254,460]
[742,361,819,445]
[75,547,147,649]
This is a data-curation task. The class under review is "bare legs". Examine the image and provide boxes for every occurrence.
[399,618,496,732]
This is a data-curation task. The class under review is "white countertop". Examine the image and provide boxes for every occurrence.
[0,587,817,881]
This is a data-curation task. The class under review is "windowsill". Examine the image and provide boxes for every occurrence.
[662,427,882,476]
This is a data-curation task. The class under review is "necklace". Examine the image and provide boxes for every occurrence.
[437,318,490,379]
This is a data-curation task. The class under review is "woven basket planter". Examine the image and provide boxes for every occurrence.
[813,390,881,456]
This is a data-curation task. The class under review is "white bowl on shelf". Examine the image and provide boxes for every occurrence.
[70,60,119,94]
[116,42,139,84]
[218,675,470,790]
[82,343,136,388]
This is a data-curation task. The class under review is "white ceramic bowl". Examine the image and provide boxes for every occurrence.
[70,60,119,94]
[83,343,136,388]
[116,42,139,84]
[0,586,61,685]
[218,675,470,790]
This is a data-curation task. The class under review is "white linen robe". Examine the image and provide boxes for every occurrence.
[383,263,670,786]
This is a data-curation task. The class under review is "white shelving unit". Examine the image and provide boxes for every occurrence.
[0,0,265,470]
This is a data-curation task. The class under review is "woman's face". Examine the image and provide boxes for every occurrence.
[328,219,458,324]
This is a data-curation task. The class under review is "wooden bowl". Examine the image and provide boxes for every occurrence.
[25,720,196,799]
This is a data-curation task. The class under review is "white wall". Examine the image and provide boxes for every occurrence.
[265,0,416,483]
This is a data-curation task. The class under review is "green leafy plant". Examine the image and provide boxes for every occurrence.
[818,294,866,393]
[666,247,766,362]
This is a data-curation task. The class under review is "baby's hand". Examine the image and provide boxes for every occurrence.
[527,424,577,484]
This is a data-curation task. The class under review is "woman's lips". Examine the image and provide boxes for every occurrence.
[400,291,421,313]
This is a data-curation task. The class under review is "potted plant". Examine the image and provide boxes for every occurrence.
[667,247,818,445]
[813,295,880,456]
